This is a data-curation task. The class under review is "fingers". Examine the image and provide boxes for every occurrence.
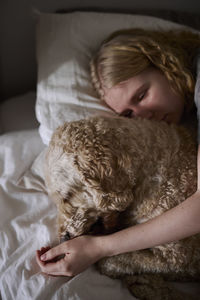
[37,254,74,277]
[38,246,51,256]
[36,236,94,277]
[39,242,68,262]
[36,246,52,268]
[36,250,45,268]
[36,246,52,264]
[36,247,68,274]
[39,258,65,273]
[36,243,68,263]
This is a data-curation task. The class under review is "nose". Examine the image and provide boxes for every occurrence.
[60,231,71,243]
[131,105,153,120]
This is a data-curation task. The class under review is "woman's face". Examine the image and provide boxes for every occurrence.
[103,67,184,124]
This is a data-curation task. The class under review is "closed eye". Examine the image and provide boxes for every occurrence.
[138,90,146,101]
[122,110,133,118]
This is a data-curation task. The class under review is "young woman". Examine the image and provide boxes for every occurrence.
[36,28,200,277]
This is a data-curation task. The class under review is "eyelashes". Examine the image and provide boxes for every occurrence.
[122,90,147,118]
[120,85,149,119]
[123,110,134,118]
[138,90,146,101]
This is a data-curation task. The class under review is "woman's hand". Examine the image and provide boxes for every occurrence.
[36,235,105,277]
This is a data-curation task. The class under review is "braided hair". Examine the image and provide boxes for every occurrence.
[90,28,200,112]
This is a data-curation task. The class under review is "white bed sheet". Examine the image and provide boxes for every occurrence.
[0,129,135,300]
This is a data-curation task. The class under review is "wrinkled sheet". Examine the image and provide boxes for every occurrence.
[0,129,134,300]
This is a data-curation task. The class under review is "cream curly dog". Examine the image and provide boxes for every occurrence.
[44,116,200,299]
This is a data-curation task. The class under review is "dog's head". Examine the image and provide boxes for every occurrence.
[44,116,139,240]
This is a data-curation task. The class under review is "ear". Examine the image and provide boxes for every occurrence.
[74,140,137,212]
[44,136,80,203]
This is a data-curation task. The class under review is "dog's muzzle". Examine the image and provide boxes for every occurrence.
[60,231,71,243]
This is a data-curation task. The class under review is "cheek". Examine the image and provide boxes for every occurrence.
[145,90,164,109]
[150,89,172,110]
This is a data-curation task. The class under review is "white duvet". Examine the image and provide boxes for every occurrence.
[0,129,134,300]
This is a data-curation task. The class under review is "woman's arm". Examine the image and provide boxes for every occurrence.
[36,189,200,276]
[104,183,200,257]
[36,146,200,276]
[104,147,200,256]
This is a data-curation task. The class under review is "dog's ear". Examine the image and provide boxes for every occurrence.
[74,149,136,211]
[46,117,139,212]
[70,118,139,212]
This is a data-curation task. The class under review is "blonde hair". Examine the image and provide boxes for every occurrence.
[90,28,200,111]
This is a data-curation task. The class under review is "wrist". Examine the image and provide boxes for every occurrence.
[93,235,113,259]
[95,234,118,258]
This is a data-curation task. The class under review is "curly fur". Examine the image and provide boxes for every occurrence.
[44,116,200,299]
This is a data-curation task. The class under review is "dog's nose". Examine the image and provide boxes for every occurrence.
[60,232,71,243]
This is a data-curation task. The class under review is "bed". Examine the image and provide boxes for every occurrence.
[1,2,200,300]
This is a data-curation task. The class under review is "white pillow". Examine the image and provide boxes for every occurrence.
[36,11,193,145]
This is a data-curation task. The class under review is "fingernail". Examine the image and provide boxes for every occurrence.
[40,254,46,261]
